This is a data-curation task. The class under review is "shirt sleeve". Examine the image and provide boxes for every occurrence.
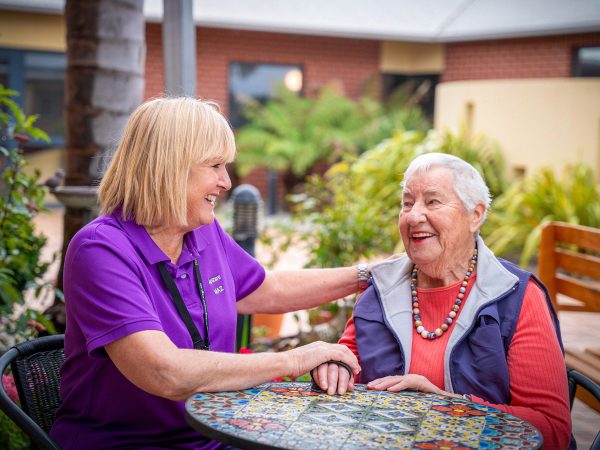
[471,280,571,450]
[339,306,361,382]
[213,220,266,300]
[65,230,163,358]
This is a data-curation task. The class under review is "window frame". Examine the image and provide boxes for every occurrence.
[571,46,600,78]
[0,47,66,149]
[227,61,304,129]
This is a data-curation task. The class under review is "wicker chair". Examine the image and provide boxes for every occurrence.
[568,368,600,450]
[0,334,64,450]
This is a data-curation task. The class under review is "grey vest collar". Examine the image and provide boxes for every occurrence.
[370,236,519,392]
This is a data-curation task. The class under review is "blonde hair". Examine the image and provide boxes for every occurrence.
[98,97,236,226]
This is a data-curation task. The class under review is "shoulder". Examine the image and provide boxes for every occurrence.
[353,286,384,319]
[496,257,534,280]
[191,219,231,246]
[522,279,553,317]
[72,213,127,240]
[66,215,136,263]
[370,253,413,293]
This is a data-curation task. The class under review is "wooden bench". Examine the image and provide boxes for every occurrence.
[538,221,600,412]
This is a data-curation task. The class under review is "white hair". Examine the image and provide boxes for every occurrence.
[401,152,491,218]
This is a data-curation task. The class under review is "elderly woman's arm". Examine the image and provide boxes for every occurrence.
[105,329,359,401]
[467,282,571,450]
[236,267,361,314]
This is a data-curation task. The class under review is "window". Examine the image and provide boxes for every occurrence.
[572,47,600,77]
[0,60,8,89]
[0,49,66,148]
[382,73,439,121]
[228,62,303,128]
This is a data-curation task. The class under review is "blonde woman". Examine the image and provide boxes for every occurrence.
[51,97,361,450]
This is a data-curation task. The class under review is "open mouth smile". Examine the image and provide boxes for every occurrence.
[205,195,216,206]
[410,232,435,243]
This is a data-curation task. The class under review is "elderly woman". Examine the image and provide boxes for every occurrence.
[313,153,572,449]
[50,97,361,450]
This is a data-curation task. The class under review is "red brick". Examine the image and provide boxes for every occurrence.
[443,32,600,81]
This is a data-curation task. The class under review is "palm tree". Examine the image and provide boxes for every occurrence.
[48,0,145,329]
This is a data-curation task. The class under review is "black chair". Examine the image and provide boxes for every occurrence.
[567,368,600,450]
[0,334,64,450]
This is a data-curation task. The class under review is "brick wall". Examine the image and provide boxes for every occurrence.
[144,24,380,203]
[443,32,600,81]
[144,24,380,107]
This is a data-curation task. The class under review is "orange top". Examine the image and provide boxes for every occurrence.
[340,278,571,449]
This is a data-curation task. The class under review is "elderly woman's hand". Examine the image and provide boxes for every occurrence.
[286,341,359,395]
[367,374,444,395]
[311,361,355,396]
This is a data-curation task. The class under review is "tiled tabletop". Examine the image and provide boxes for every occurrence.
[185,382,542,449]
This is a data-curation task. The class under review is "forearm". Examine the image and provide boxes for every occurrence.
[238,266,359,314]
[107,331,291,401]
[163,350,292,400]
[107,331,360,402]
[153,342,359,400]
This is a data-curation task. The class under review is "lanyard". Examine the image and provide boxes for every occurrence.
[157,259,210,350]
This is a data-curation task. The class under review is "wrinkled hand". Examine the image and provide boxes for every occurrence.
[286,341,359,395]
[367,374,443,395]
[311,362,355,396]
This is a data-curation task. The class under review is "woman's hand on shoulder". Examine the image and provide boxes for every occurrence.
[367,374,443,395]
[285,341,359,395]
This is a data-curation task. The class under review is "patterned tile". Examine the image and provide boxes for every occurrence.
[363,420,415,433]
[304,412,359,426]
[185,382,543,449]
[369,408,420,420]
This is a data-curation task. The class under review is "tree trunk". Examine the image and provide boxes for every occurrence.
[49,0,145,330]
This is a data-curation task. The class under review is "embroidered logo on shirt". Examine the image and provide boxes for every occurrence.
[208,274,224,295]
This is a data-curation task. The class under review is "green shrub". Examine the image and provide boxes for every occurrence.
[0,85,58,350]
[291,130,507,268]
[292,130,420,267]
[235,84,429,196]
[483,163,600,266]
[0,411,29,450]
[435,129,508,200]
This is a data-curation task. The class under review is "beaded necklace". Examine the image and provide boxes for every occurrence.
[411,248,478,340]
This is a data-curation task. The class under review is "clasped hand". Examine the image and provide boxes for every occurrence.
[288,341,359,395]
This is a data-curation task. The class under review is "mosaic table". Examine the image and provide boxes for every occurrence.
[185,382,542,450]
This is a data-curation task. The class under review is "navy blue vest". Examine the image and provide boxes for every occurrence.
[354,259,564,404]
[354,258,573,448]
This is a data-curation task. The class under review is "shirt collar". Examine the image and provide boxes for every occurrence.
[112,208,210,266]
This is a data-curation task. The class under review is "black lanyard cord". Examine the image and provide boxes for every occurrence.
[157,260,210,350]
[193,260,210,348]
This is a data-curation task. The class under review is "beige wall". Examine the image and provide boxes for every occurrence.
[23,148,65,205]
[435,79,600,179]
[0,10,65,51]
[380,41,444,74]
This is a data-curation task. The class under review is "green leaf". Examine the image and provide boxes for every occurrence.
[0,85,58,342]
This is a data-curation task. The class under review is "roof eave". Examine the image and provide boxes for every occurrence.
[438,24,600,43]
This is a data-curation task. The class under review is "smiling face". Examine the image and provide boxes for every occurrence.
[399,167,484,283]
[185,160,232,229]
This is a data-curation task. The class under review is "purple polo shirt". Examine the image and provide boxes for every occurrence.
[50,212,265,450]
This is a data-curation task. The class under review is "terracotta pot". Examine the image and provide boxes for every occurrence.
[252,313,284,338]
